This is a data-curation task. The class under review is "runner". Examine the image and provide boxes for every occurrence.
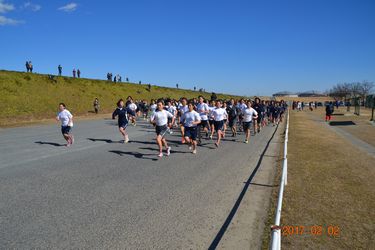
[253,97,263,134]
[208,100,216,139]
[149,99,157,120]
[56,103,74,147]
[196,95,210,143]
[181,101,201,154]
[127,98,138,126]
[226,99,238,137]
[242,100,258,144]
[166,99,177,134]
[222,101,228,138]
[150,99,175,158]
[178,97,189,143]
[112,99,136,143]
[211,100,228,147]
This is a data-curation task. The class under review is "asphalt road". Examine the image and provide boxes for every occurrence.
[0,118,280,249]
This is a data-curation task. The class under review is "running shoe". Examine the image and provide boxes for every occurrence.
[166,147,171,156]
[189,145,192,150]
[158,152,163,158]
[192,149,197,154]
[209,135,213,139]
[215,142,219,148]
[245,140,249,144]
[205,132,209,138]
[125,135,129,143]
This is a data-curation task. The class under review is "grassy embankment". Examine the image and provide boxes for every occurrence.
[263,109,375,249]
[0,70,245,127]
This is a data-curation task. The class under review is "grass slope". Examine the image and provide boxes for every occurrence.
[0,70,245,126]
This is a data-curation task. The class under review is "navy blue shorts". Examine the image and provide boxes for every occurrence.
[243,121,252,131]
[214,120,224,131]
[118,122,128,129]
[184,126,198,140]
[200,120,209,129]
[61,126,71,135]
[156,125,168,137]
[228,118,237,127]
[209,120,215,126]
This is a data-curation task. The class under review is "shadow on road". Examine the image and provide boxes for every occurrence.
[109,150,158,161]
[208,123,280,250]
[34,141,65,147]
[87,138,117,143]
[248,182,278,188]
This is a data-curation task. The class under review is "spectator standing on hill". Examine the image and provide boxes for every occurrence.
[58,65,62,76]
[114,76,117,82]
[176,84,179,89]
[29,61,33,72]
[148,83,151,91]
[77,69,81,78]
[211,92,217,101]
[126,77,129,82]
[72,69,76,78]
[118,76,122,82]
[93,98,100,114]
[25,61,30,72]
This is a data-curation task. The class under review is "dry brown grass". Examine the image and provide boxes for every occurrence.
[279,110,375,249]
[311,107,375,148]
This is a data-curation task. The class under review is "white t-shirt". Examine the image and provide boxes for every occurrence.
[212,108,228,121]
[238,103,248,112]
[150,104,157,113]
[208,106,215,120]
[179,105,189,116]
[57,109,73,127]
[181,110,201,127]
[197,103,209,120]
[242,108,258,122]
[151,110,173,126]
[166,105,177,116]
[127,103,137,111]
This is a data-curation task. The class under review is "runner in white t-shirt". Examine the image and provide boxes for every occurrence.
[242,100,258,144]
[181,101,201,154]
[208,100,216,139]
[196,96,210,143]
[56,103,74,147]
[178,98,189,144]
[211,100,228,147]
[150,99,175,158]
[127,99,138,126]
[165,99,177,134]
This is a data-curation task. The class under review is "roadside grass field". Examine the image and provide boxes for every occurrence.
[269,110,375,249]
[309,106,375,148]
[0,70,244,127]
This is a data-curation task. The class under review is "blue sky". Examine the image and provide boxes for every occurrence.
[1,0,374,96]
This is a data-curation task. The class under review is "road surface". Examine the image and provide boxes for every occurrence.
[0,118,282,249]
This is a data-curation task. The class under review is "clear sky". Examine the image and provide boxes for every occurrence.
[1,0,374,96]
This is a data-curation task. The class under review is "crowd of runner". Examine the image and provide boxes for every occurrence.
[57,96,287,158]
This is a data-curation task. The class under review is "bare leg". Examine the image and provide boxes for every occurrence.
[156,135,163,154]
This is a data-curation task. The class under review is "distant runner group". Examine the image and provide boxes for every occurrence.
[56,96,287,158]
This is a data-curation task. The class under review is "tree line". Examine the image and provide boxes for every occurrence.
[328,81,374,102]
